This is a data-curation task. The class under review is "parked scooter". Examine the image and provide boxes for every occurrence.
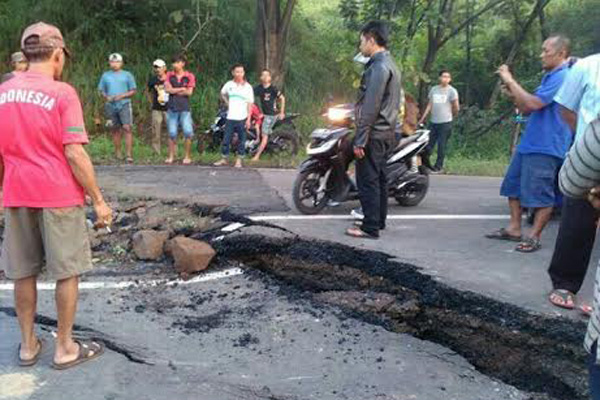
[197,108,300,157]
[292,104,430,215]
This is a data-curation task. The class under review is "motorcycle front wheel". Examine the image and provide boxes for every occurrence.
[272,130,300,156]
[293,170,329,215]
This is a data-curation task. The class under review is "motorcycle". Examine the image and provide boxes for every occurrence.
[197,108,300,157]
[292,104,430,215]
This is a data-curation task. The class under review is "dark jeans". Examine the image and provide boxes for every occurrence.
[588,341,600,400]
[356,135,393,236]
[222,119,246,157]
[548,196,598,294]
[424,122,452,170]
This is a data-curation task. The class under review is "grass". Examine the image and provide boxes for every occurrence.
[87,134,305,168]
[444,154,509,177]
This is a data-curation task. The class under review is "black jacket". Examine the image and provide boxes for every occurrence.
[354,51,401,148]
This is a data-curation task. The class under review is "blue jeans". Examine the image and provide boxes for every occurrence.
[222,119,246,157]
[589,341,600,399]
[167,110,194,139]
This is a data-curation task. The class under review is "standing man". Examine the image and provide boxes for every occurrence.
[164,54,195,165]
[418,70,459,174]
[0,22,112,369]
[486,35,572,253]
[215,64,254,169]
[557,116,600,399]
[345,21,401,240]
[98,53,137,162]
[146,59,168,155]
[547,53,600,312]
[253,69,285,162]
[1,52,28,84]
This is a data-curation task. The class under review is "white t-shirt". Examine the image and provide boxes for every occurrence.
[221,80,254,121]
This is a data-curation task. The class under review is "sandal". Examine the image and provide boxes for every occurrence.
[165,158,174,165]
[18,338,43,367]
[52,339,105,370]
[485,228,522,242]
[345,226,379,240]
[182,158,192,165]
[515,237,541,253]
[548,289,575,310]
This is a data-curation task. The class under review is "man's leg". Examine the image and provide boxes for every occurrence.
[14,276,39,361]
[112,128,122,159]
[356,138,386,236]
[215,120,234,165]
[166,111,178,163]
[423,123,439,170]
[182,112,194,163]
[151,110,162,155]
[253,117,272,161]
[548,197,597,293]
[378,139,391,230]
[235,121,246,168]
[434,122,452,170]
[53,276,81,364]
[529,206,554,239]
[123,124,133,160]
[507,198,523,237]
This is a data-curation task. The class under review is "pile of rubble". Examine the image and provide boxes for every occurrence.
[89,198,226,277]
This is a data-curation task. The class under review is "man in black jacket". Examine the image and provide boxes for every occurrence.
[346,21,401,240]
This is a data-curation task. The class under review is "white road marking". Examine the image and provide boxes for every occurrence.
[0,268,243,291]
[250,214,512,221]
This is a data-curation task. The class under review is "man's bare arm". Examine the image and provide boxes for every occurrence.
[560,106,577,132]
[278,94,286,117]
[418,101,432,125]
[451,99,460,116]
[503,79,545,114]
[114,89,136,101]
[65,144,112,226]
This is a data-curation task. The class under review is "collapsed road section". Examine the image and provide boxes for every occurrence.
[216,234,589,400]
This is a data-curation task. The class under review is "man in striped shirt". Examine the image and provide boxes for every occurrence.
[548,54,600,313]
[558,116,600,399]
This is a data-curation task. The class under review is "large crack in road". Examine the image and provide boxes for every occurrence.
[215,234,589,400]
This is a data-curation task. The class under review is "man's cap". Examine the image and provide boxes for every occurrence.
[11,52,27,64]
[153,59,166,68]
[21,22,70,57]
[109,53,123,63]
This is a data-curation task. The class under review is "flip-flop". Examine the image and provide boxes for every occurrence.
[52,339,104,371]
[485,228,522,242]
[345,227,379,240]
[18,338,43,367]
[548,289,576,310]
[515,237,541,253]
[182,158,192,165]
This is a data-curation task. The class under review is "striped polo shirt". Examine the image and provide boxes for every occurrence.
[558,117,600,362]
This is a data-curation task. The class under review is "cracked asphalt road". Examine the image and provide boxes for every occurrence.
[1,165,594,399]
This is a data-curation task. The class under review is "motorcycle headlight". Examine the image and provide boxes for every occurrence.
[327,107,351,122]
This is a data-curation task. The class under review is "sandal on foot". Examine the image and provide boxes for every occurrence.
[18,338,43,367]
[165,158,174,165]
[485,228,522,242]
[548,289,576,310]
[345,226,379,240]
[52,340,104,371]
[182,158,192,165]
[515,237,541,253]
[126,157,134,163]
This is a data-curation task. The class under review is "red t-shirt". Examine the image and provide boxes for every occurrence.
[165,71,196,112]
[0,71,89,208]
[250,103,264,126]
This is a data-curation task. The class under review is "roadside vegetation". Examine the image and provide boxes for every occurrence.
[1,0,598,176]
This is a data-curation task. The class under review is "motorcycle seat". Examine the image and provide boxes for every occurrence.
[395,134,419,150]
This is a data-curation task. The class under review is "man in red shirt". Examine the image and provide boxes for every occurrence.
[0,22,112,369]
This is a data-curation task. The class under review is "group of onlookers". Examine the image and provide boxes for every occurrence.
[96,53,285,168]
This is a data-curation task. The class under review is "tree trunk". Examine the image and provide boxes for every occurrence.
[255,0,296,88]
[487,0,552,108]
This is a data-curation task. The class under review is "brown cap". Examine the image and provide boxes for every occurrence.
[21,22,70,57]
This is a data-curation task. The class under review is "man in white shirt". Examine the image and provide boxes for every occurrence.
[215,64,254,168]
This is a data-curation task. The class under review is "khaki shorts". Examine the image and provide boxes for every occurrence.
[1,207,92,281]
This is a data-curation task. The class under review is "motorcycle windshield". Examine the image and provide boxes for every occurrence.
[311,127,348,141]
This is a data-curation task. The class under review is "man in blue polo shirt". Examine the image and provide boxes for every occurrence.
[486,35,572,253]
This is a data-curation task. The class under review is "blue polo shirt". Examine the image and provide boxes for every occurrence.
[518,63,572,159]
[98,70,137,109]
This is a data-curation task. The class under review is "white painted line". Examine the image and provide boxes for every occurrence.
[0,268,244,291]
[222,222,246,232]
[250,214,512,221]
